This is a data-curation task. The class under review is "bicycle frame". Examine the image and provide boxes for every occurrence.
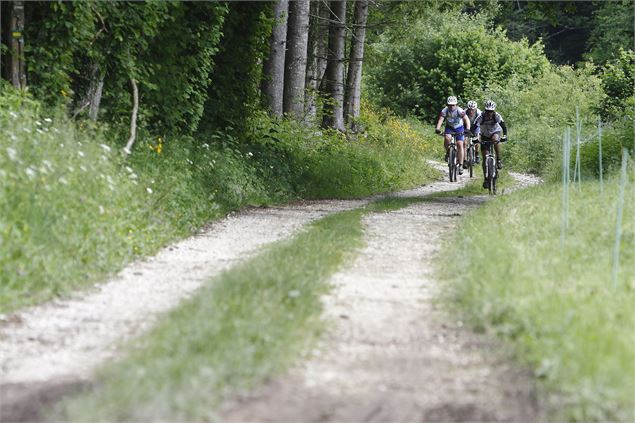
[479,138,504,195]
[465,134,478,178]
[439,131,463,182]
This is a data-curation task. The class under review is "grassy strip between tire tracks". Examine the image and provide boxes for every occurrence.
[58,198,422,421]
[438,179,635,421]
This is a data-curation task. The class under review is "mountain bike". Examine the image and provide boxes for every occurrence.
[439,131,462,182]
[477,137,506,195]
[465,132,478,178]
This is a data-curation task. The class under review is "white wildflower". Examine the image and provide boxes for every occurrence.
[99,144,111,153]
[6,147,17,162]
[9,111,18,118]
[80,165,87,172]
[146,187,153,194]
[78,151,85,158]
[59,143,64,148]
[25,167,37,179]
[67,166,74,173]
[36,128,45,134]
[202,143,209,149]
[125,166,133,173]
[58,177,69,186]
[247,151,253,157]
[129,173,138,180]
[44,117,53,123]
[35,120,42,126]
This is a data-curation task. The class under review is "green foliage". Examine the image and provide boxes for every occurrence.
[197,2,273,135]
[242,104,438,199]
[22,1,228,137]
[138,2,228,135]
[24,1,97,105]
[366,12,549,119]
[439,181,635,421]
[596,49,635,122]
[586,0,635,65]
[478,64,603,175]
[0,87,436,312]
[491,1,598,65]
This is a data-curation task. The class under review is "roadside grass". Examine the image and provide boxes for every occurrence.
[0,89,436,313]
[59,208,367,421]
[438,178,635,421]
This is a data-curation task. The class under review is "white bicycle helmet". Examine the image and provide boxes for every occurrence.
[467,100,477,109]
[447,96,458,105]
[484,100,496,111]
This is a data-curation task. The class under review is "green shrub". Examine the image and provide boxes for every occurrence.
[366,12,549,119]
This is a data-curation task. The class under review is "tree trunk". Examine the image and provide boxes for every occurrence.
[262,0,288,117]
[124,79,139,155]
[321,0,347,131]
[283,0,310,119]
[305,0,331,122]
[8,1,26,89]
[344,0,368,131]
[72,63,104,121]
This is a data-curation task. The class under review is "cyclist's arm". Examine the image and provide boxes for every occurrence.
[462,115,471,131]
[500,120,508,136]
[435,114,444,132]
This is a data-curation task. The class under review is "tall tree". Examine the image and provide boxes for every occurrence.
[283,0,310,119]
[7,1,26,89]
[262,0,288,117]
[321,0,347,131]
[305,0,330,121]
[344,0,369,129]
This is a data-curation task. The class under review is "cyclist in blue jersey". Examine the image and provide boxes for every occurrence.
[465,100,481,165]
[434,96,471,174]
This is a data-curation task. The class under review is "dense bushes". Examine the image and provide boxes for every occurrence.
[366,12,549,119]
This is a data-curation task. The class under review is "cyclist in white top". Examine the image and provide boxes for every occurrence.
[435,96,471,174]
[465,100,481,165]
[472,100,508,188]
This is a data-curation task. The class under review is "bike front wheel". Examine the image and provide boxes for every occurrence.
[486,156,496,195]
[449,148,457,182]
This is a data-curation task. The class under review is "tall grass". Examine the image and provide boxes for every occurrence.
[0,87,437,312]
[439,179,635,421]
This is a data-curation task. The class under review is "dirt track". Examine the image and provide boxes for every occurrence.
[0,168,541,422]
[220,173,542,422]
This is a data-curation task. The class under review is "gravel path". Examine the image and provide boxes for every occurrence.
[0,169,541,421]
[220,172,543,422]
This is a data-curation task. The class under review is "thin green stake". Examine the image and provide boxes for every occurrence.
[598,118,603,194]
[611,148,629,289]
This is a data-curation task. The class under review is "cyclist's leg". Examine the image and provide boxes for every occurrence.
[492,132,503,169]
[474,130,481,162]
[443,133,451,160]
[456,140,465,174]
[455,128,465,166]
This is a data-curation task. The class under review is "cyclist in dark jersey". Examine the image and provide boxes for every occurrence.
[472,100,508,188]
